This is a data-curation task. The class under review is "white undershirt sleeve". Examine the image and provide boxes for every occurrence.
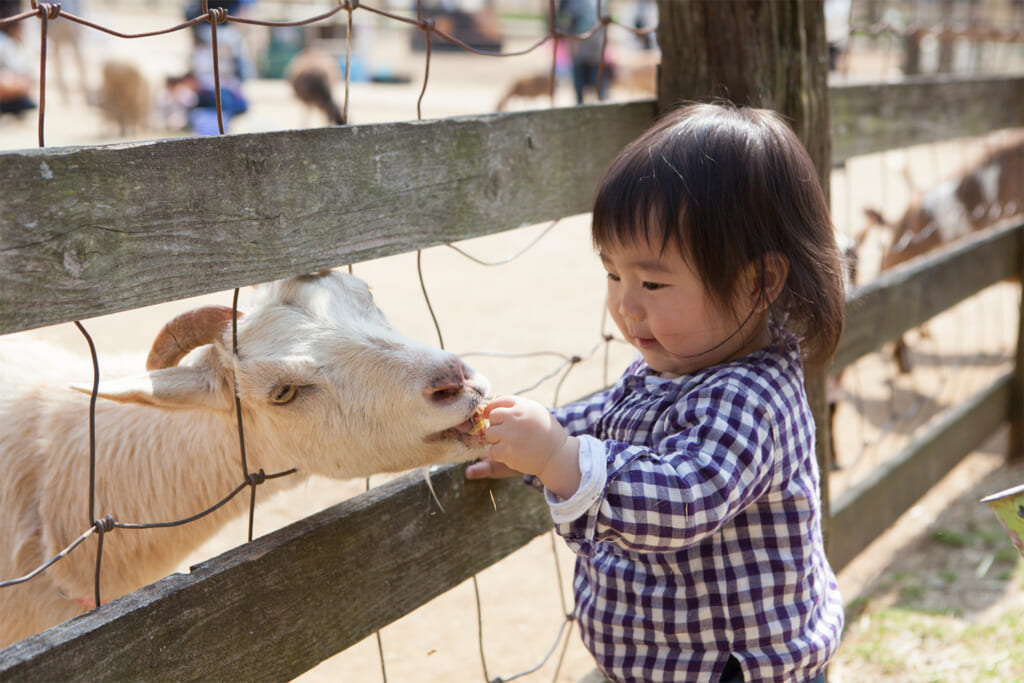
[545,434,607,524]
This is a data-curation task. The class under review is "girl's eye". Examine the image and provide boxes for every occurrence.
[606,273,621,282]
[642,281,665,291]
[272,384,299,404]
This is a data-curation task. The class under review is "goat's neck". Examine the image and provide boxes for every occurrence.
[49,400,301,604]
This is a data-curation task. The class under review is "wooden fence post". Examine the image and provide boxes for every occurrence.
[655,0,835,548]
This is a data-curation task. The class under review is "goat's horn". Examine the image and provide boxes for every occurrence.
[146,306,241,371]
[294,269,334,281]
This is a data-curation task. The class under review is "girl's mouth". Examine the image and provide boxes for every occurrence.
[634,336,659,349]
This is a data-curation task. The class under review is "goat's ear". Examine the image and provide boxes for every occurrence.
[70,367,229,410]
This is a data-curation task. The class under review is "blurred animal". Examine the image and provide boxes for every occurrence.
[496,73,554,111]
[0,270,489,647]
[863,132,1023,372]
[286,49,345,126]
[98,60,150,136]
[494,58,656,112]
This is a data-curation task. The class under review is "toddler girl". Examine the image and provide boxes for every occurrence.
[467,102,846,682]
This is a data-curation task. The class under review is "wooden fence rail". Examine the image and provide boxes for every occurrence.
[1,73,1022,678]
[0,103,656,334]
[830,74,1024,164]
[827,219,1024,571]
[4,74,1022,333]
[0,466,553,681]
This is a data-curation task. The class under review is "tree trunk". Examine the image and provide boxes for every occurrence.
[655,0,832,194]
[655,0,835,546]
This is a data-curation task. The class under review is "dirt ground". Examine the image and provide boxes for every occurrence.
[2,2,1023,681]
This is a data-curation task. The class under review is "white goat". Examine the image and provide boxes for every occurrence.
[866,132,1023,274]
[861,132,1023,372]
[0,270,489,648]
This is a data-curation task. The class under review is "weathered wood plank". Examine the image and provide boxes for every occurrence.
[0,102,657,335]
[829,370,1015,572]
[0,464,552,681]
[830,74,1024,165]
[4,76,1022,336]
[833,219,1024,374]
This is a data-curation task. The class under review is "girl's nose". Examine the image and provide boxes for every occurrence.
[618,289,644,321]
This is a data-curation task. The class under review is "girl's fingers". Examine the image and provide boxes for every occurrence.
[465,458,495,479]
[481,396,516,420]
[465,456,520,479]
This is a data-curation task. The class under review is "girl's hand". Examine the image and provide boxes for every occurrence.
[478,395,581,499]
[464,455,521,479]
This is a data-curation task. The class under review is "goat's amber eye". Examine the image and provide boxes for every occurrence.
[272,385,298,404]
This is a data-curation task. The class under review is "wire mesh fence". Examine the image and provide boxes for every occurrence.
[0,0,1022,681]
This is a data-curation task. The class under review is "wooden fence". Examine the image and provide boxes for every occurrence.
[1,72,1022,679]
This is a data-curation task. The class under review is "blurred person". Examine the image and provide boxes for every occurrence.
[632,0,657,51]
[0,0,35,117]
[184,0,257,134]
[557,0,608,105]
[155,71,199,132]
[825,0,851,72]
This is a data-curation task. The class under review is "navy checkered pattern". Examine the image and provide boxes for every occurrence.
[546,332,843,682]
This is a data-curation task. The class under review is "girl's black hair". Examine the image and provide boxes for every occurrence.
[592,102,845,368]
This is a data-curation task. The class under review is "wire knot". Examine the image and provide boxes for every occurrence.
[247,468,267,486]
[420,17,435,32]
[207,7,228,24]
[93,515,115,534]
[343,0,359,9]
[33,1,61,20]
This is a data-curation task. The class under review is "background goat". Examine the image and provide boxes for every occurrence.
[0,270,489,647]
[861,131,1023,372]
[286,49,346,126]
[494,57,656,112]
[98,59,151,137]
[496,73,554,112]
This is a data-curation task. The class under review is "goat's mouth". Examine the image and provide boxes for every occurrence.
[429,409,488,447]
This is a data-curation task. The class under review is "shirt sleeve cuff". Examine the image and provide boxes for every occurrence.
[545,435,606,524]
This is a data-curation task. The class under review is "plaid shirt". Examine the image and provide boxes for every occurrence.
[544,333,843,682]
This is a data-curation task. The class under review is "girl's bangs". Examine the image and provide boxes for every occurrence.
[592,151,684,257]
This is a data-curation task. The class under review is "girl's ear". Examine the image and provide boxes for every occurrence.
[742,253,789,312]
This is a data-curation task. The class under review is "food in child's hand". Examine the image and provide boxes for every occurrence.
[468,404,489,435]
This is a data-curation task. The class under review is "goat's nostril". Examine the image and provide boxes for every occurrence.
[424,357,471,403]
[426,382,463,403]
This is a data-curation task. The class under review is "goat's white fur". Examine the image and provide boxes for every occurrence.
[864,132,1023,273]
[852,132,1023,373]
[0,271,489,647]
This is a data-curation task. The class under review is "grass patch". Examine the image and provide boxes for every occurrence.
[899,581,927,603]
[929,528,969,548]
[834,606,1024,681]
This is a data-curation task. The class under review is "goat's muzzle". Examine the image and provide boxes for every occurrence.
[424,358,475,404]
